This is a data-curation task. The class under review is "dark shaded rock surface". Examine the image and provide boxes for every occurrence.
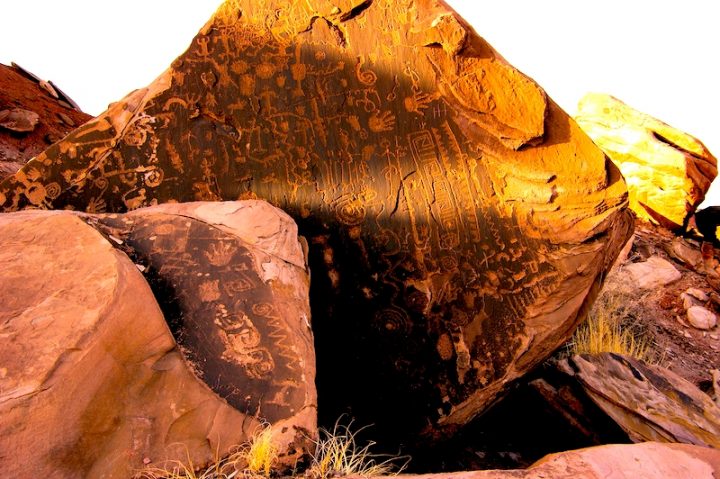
[84,201,317,431]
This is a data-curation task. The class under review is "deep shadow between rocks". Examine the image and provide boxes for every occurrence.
[388,361,633,472]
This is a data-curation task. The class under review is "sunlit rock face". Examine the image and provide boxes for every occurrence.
[576,93,717,231]
[0,0,632,442]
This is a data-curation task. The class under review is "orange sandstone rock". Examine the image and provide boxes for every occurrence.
[366,443,720,479]
[0,207,315,478]
[576,93,717,230]
[0,0,632,442]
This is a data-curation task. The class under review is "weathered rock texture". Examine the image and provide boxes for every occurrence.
[559,353,720,448]
[84,201,317,432]
[624,255,682,289]
[0,0,632,440]
[0,63,91,178]
[385,443,720,479]
[576,93,717,230]
[0,208,314,478]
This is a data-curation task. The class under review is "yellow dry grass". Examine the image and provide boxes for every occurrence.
[135,424,278,479]
[135,420,408,479]
[306,420,408,479]
[568,291,654,362]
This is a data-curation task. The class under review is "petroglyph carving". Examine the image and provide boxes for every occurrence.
[81,203,314,424]
[0,0,631,441]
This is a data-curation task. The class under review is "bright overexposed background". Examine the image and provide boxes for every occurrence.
[1,0,718,204]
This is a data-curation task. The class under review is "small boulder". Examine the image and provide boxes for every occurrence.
[687,306,717,330]
[665,237,703,269]
[0,107,39,133]
[84,201,317,451]
[576,93,718,230]
[624,256,682,289]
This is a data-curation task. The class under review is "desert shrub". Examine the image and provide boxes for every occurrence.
[305,420,409,479]
[568,290,655,362]
[137,419,408,479]
[136,424,277,479]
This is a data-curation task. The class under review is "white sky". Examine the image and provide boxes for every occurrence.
[1,0,719,204]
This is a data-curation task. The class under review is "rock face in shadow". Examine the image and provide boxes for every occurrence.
[559,353,720,448]
[0,206,315,478]
[0,0,632,441]
[0,63,91,178]
[576,93,717,231]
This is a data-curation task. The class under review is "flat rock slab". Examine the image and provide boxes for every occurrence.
[0,0,632,441]
[382,442,720,479]
[0,207,314,478]
[559,353,720,448]
[624,256,682,289]
[576,93,717,230]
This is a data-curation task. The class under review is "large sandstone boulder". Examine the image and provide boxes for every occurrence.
[395,443,720,479]
[576,93,717,230]
[0,63,91,178]
[0,206,315,478]
[0,0,632,441]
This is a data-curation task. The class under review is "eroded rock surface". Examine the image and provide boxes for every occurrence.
[0,0,631,440]
[0,206,315,478]
[84,201,317,436]
[0,63,91,178]
[559,353,720,448]
[576,93,717,230]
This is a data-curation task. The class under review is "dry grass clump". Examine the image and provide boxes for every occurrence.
[137,420,408,479]
[568,290,655,363]
[136,425,277,479]
[306,420,409,479]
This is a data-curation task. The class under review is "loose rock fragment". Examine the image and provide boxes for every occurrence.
[0,107,39,133]
[687,306,717,330]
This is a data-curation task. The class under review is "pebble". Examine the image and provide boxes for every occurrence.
[685,288,709,302]
[56,112,75,127]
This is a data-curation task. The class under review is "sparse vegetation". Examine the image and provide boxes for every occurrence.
[306,420,409,479]
[136,420,408,479]
[136,424,277,479]
[568,290,655,363]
